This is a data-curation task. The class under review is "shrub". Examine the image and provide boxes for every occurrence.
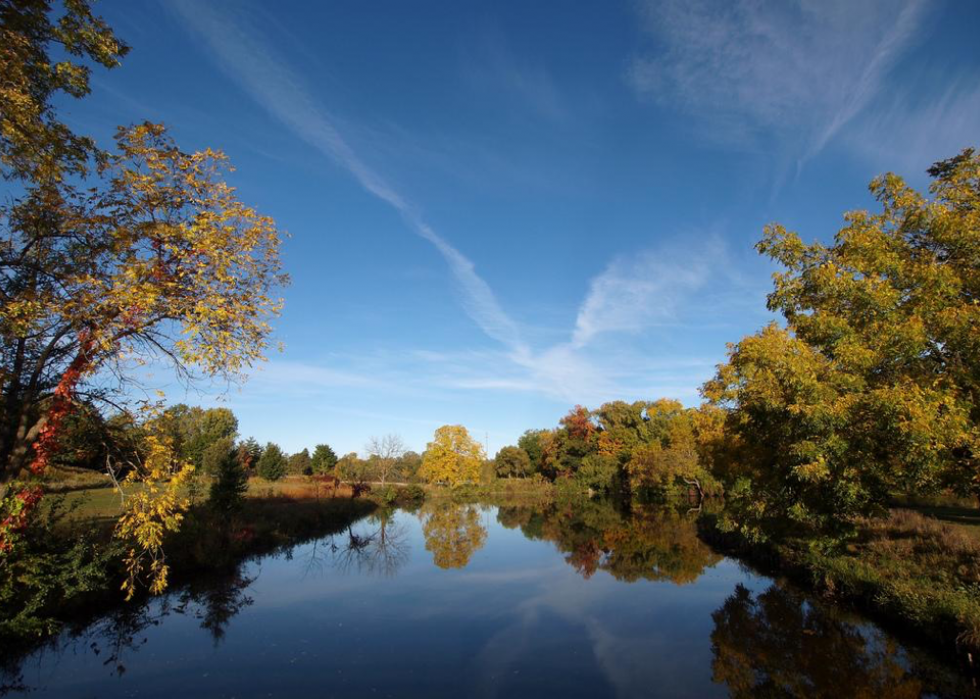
[374,485,398,507]
[398,485,426,504]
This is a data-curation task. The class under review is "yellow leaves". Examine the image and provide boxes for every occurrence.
[419,425,484,487]
[420,502,487,569]
[114,431,194,600]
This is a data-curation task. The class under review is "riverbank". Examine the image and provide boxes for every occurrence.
[699,508,980,677]
[1,481,376,654]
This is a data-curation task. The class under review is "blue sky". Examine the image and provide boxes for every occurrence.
[68,0,980,456]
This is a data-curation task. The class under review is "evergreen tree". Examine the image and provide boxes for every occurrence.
[256,443,287,481]
[311,444,338,473]
[209,445,248,514]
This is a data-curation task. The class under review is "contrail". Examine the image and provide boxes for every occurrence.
[170,1,527,355]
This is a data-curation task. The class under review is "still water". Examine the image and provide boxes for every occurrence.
[3,500,973,698]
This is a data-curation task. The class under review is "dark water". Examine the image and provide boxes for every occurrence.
[2,500,973,698]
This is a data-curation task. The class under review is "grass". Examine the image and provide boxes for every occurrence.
[702,507,980,672]
[890,493,980,531]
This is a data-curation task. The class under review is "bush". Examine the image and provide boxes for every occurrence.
[374,485,398,507]
[398,485,426,504]
[0,497,121,646]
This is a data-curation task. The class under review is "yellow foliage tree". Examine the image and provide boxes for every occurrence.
[419,425,484,486]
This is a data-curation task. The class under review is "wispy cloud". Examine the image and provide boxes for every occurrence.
[572,240,718,347]
[844,78,980,175]
[169,1,751,410]
[170,0,527,355]
[462,28,570,124]
[628,0,927,166]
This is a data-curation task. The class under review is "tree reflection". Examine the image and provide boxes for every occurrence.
[332,510,410,577]
[420,502,488,569]
[0,566,257,693]
[711,583,925,698]
[497,499,721,584]
[176,570,254,646]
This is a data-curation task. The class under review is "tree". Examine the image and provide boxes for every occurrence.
[395,451,422,482]
[336,452,368,485]
[365,434,405,485]
[310,444,337,474]
[288,448,312,475]
[418,425,484,487]
[188,409,238,470]
[494,446,531,478]
[0,120,285,481]
[625,406,721,501]
[0,0,285,597]
[256,443,286,482]
[0,0,129,183]
[517,430,547,473]
[704,150,980,540]
[201,435,236,476]
[208,444,248,514]
[239,437,262,473]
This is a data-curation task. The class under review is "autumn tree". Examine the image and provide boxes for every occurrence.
[238,437,262,473]
[419,425,484,487]
[310,443,337,474]
[365,434,405,486]
[0,0,285,596]
[625,402,721,501]
[494,445,531,478]
[704,150,980,541]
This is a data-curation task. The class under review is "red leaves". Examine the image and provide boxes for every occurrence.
[560,405,596,442]
[1,334,95,554]
[0,485,43,554]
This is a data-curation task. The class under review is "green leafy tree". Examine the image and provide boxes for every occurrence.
[256,443,286,482]
[395,451,422,482]
[187,409,238,470]
[201,435,236,476]
[494,446,531,478]
[336,452,368,484]
[704,150,980,541]
[288,448,312,475]
[310,444,338,474]
[517,430,547,473]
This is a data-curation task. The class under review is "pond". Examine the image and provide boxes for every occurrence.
[2,499,973,698]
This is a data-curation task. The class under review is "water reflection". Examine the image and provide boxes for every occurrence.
[711,583,932,698]
[1,499,972,698]
[330,510,411,577]
[421,501,489,569]
[497,500,722,584]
